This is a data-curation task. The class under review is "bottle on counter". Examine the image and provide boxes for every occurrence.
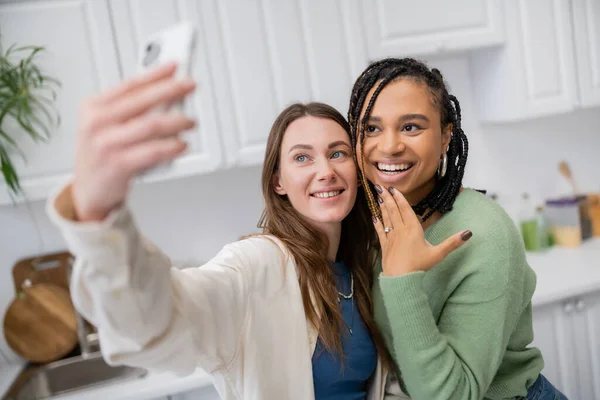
[535,206,552,251]
[519,193,539,251]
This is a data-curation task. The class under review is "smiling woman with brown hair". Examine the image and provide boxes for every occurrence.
[46,62,406,400]
[347,57,567,400]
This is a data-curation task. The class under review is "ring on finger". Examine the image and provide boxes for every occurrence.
[384,226,394,233]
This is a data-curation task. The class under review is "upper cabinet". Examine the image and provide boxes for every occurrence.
[0,0,367,202]
[197,0,366,167]
[360,0,505,59]
[2,0,597,203]
[572,0,600,108]
[469,0,600,122]
[0,0,121,204]
[117,0,366,171]
[108,0,223,183]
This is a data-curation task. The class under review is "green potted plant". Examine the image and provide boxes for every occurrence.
[0,41,60,200]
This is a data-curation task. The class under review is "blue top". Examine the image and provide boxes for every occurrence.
[312,262,377,399]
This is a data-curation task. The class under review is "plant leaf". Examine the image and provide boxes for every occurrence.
[0,145,21,196]
[0,43,60,197]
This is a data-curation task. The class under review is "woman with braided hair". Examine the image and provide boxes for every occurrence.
[348,58,566,400]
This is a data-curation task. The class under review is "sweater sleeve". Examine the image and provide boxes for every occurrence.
[47,184,280,375]
[379,231,527,400]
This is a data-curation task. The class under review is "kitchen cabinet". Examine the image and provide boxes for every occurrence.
[359,0,505,59]
[0,0,368,201]
[110,0,367,176]
[469,0,600,122]
[531,290,600,399]
[0,0,121,204]
[186,0,365,169]
[572,0,600,108]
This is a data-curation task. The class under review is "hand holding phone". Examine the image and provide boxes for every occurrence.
[71,23,198,221]
[136,21,197,176]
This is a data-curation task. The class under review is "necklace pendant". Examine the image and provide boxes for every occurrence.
[349,327,353,335]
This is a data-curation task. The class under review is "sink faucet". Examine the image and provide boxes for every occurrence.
[75,311,99,358]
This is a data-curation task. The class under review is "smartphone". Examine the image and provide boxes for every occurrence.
[136,21,197,177]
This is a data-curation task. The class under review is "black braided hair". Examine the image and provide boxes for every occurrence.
[348,58,469,223]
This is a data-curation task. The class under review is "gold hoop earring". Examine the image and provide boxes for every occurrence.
[437,153,448,178]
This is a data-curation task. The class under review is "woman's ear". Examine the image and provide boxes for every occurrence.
[272,171,286,195]
[442,123,453,150]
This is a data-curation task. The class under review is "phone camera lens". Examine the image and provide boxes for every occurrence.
[142,42,161,67]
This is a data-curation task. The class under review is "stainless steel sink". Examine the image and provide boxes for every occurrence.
[3,352,147,400]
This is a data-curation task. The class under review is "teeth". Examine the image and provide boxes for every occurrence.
[313,190,341,199]
[377,162,411,172]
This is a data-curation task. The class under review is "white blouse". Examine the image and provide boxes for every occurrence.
[46,184,403,400]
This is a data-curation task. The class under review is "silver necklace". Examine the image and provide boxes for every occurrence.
[337,271,354,300]
[337,271,355,335]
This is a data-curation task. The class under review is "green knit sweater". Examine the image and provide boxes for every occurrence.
[372,189,544,400]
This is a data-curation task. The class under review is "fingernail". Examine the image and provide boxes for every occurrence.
[375,185,383,194]
[388,187,395,194]
[460,230,472,241]
[378,196,383,204]
[372,216,378,224]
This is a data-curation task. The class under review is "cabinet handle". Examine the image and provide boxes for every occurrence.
[563,301,575,313]
[575,299,586,312]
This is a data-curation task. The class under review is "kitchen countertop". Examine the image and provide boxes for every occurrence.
[529,237,600,307]
[1,238,598,399]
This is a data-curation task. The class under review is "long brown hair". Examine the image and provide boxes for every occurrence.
[257,102,390,364]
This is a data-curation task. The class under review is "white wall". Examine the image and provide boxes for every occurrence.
[1,56,599,363]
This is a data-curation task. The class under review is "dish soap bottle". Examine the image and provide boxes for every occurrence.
[519,193,539,251]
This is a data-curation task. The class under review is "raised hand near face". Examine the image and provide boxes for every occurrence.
[372,185,472,276]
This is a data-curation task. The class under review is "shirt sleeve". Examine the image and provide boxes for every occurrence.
[47,184,276,375]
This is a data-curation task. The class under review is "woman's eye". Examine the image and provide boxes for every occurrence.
[294,154,308,163]
[366,125,380,133]
[403,124,421,132]
[331,151,346,159]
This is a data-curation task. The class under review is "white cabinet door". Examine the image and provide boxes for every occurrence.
[570,291,600,399]
[531,301,575,398]
[360,0,505,59]
[202,0,367,168]
[469,0,578,122]
[532,290,600,400]
[571,0,600,108]
[108,0,223,183]
[0,0,121,205]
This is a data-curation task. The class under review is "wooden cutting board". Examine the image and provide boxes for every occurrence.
[12,251,73,295]
[3,282,78,363]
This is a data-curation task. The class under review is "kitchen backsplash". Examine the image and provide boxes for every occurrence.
[1,57,599,364]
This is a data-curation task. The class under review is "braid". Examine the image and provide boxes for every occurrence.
[348,58,469,222]
[350,60,404,220]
